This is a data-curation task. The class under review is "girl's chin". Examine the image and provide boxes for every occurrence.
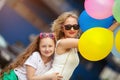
[68,36,76,38]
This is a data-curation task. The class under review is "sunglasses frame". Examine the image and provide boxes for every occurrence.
[39,33,55,39]
[64,24,79,30]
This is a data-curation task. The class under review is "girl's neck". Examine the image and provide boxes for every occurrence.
[42,56,51,64]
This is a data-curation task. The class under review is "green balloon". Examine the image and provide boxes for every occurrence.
[113,0,120,22]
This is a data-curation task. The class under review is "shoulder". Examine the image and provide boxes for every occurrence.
[27,51,41,61]
[56,40,67,54]
[24,51,42,68]
[56,40,61,46]
[31,51,40,57]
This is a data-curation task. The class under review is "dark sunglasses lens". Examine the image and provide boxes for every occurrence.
[73,25,79,30]
[64,25,72,30]
[64,25,79,30]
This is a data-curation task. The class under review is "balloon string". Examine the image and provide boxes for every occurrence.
[109,22,120,31]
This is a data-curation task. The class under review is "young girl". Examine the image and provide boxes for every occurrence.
[44,11,82,80]
[0,32,62,80]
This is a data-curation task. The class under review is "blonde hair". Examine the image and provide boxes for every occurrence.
[51,11,81,40]
[0,33,56,77]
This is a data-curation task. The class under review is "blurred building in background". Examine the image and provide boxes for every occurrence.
[0,0,120,80]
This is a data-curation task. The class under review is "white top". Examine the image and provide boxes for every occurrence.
[14,52,53,80]
[45,40,79,80]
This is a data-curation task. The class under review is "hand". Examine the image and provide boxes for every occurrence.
[49,72,63,80]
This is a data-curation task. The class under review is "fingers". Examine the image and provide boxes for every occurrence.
[54,72,63,80]
[57,76,63,80]
[58,75,63,78]
[57,74,63,80]
[55,72,59,75]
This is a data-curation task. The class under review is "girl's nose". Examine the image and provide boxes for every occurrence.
[46,47,48,50]
[71,27,74,30]
[45,46,49,51]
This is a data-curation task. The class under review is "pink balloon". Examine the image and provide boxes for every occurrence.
[85,0,114,19]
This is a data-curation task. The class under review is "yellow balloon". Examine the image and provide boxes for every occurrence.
[115,30,120,52]
[78,27,114,61]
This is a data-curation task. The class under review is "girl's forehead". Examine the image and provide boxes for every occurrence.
[40,38,55,44]
[64,17,77,24]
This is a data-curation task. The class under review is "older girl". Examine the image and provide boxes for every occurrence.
[45,11,82,80]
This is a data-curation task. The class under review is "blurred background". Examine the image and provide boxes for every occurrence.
[0,0,120,80]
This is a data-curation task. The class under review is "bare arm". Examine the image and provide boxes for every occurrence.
[26,65,50,80]
[56,38,79,54]
[26,65,63,80]
[59,38,78,49]
[57,22,120,50]
[59,22,120,48]
[108,22,120,31]
[58,22,120,49]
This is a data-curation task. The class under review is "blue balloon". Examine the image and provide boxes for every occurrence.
[78,10,114,32]
[111,26,120,58]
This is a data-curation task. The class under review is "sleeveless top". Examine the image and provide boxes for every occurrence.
[45,40,79,80]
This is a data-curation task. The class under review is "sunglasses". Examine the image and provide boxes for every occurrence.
[64,24,79,30]
[39,33,55,39]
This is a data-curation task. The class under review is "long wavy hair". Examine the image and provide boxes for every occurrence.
[0,34,56,77]
[51,11,82,40]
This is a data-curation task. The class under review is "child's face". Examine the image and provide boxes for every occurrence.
[39,37,55,58]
